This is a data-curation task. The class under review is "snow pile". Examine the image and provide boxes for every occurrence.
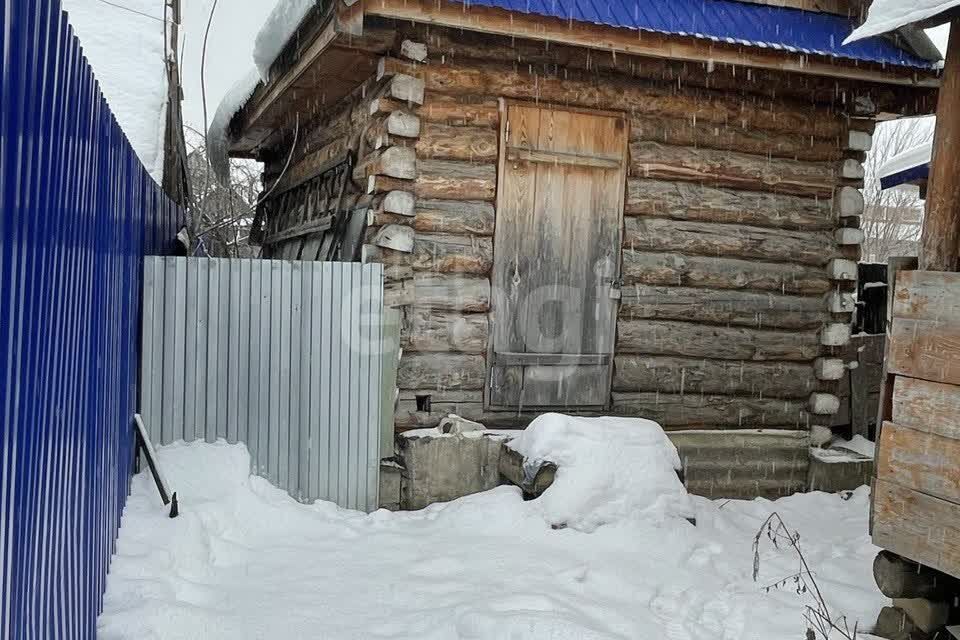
[833,435,877,459]
[846,0,960,43]
[62,0,168,182]
[509,414,693,531]
[253,0,316,80]
[98,439,887,639]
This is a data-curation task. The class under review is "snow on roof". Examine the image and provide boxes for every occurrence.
[62,0,168,183]
[845,0,960,43]
[879,139,933,189]
[253,0,316,81]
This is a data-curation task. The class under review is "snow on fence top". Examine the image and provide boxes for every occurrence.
[846,0,960,43]
[62,0,168,183]
[508,414,694,532]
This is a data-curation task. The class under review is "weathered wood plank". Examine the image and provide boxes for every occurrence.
[629,141,845,198]
[878,421,960,505]
[892,376,960,441]
[873,478,960,580]
[621,251,832,294]
[611,392,809,429]
[353,146,417,182]
[402,308,489,353]
[617,319,821,361]
[892,270,960,321]
[618,284,828,329]
[623,217,837,266]
[414,199,495,235]
[624,179,834,230]
[396,353,486,390]
[613,355,817,398]
[413,273,490,312]
[888,317,960,386]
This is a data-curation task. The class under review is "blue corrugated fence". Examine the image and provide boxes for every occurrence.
[0,1,184,638]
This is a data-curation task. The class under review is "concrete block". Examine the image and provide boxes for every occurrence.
[894,598,951,634]
[808,448,873,492]
[668,430,810,499]
[397,430,511,510]
[378,461,403,511]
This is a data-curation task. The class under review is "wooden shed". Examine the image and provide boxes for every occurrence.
[222,0,940,436]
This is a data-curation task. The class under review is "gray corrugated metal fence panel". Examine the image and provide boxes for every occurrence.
[0,2,184,637]
[141,258,384,512]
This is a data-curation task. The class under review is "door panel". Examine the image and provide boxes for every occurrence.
[489,103,628,409]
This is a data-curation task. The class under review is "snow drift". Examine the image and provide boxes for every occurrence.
[846,0,960,43]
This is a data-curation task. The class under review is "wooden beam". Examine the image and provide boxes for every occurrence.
[920,17,960,271]
[364,0,939,87]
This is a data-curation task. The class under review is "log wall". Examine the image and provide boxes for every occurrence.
[259,24,871,433]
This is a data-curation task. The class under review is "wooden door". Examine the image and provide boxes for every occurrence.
[488,102,628,409]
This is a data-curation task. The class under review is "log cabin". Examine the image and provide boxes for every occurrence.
[219,0,940,443]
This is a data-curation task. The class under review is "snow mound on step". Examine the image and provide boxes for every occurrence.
[509,413,694,532]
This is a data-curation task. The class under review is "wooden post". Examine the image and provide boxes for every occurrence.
[162,0,190,206]
[920,18,960,272]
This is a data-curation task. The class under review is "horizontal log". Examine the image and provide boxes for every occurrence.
[827,258,858,280]
[399,57,848,139]
[396,352,486,390]
[624,179,834,230]
[400,39,428,62]
[629,141,842,198]
[629,114,845,162]
[814,358,846,380]
[619,284,828,329]
[369,110,422,148]
[414,199,496,235]
[616,319,821,361]
[892,376,960,440]
[393,23,929,114]
[611,392,809,429]
[363,233,493,273]
[621,251,832,295]
[834,186,865,217]
[373,224,415,252]
[612,355,817,398]
[623,217,837,266]
[415,122,498,161]
[377,190,415,216]
[809,392,841,414]
[419,94,500,128]
[413,273,491,312]
[873,551,957,600]
[878,421,960,505]
[820,323,851,346]
[402,308,489,353]
[872,478,960,581]
[415,159,497,200]
[353,146,417,182]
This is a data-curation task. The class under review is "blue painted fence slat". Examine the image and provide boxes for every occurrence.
[0,1,183,637]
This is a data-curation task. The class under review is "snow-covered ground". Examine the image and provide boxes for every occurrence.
[98,430,886,639]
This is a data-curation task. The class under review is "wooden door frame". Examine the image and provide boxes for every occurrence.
[484,98,630,412]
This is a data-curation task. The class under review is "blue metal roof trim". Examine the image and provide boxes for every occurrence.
[880,164,930,189]
[453,0,936,69]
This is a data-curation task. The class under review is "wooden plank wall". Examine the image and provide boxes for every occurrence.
[873,270,960,580]
[260,24,873,433]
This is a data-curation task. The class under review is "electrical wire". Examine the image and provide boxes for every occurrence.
[90,0,165,24]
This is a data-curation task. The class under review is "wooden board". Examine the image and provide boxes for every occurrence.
[873,478,960,580]
[489,101,628,409]
[878,421,960,505]
[892,376,960,440]
[887,318,960,386]
[892,270,960,320]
